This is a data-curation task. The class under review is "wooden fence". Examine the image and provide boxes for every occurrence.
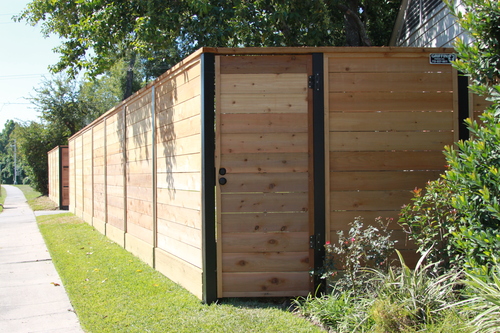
[61,47,478,302]
[69,51,205,298]
[47,145,69,209]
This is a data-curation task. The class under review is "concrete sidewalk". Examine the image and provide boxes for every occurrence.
[0,185,83,333]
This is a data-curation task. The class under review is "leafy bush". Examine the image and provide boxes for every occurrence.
[399,179,460,270]
[399,109,500,274]
[295,250,467,332]
[323,217,396,292]
[447,0,500,96]
[443,111,500,274]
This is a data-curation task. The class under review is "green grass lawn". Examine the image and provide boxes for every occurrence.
[37,213,323,333]
[15,185,58,210]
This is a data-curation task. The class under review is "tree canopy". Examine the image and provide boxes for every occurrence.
[16,0,401,79]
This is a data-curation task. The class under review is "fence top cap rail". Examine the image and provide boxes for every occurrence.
[200,46,455,55]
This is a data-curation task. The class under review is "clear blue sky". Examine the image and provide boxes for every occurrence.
[0,0,61,130]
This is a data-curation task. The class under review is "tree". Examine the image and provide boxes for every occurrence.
[14,121,67,194]
[79,59,140,114]
[16,0,401,81]
[30,74,99,136]
[449,0,500,98]
[0,121,26,184]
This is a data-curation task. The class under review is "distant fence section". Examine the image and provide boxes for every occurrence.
[47,145,69,210]
[53,47,485,302]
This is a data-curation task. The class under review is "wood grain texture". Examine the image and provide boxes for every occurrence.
[330,151,447,171]
[330,131,454,151]
[329,92,454,112]
[329,72,453,92]
[221,272,310,297]
[329,111,453,131]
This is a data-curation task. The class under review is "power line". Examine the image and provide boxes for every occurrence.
[0,74,47,80]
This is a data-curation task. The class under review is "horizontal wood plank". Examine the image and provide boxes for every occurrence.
[331,190,414,211]
[220,153,308,173]
[328,56,454,73]
[329,111,454,132]
[330,170,443,191]
[220,172,308,193]
[157,172,201,192]
[156,188,201,211]
[221,73,308,94]
[157,153,201,173]
[155,95,201,124]
[221,133,308,154]
[222,272,310,295]
[221,113,308,133]
[330,131,454,151]
[221,212,308,233]
[220,94,308,114]
[329,92,454,112]
[330,211,401,231]
[220,55,310,74]
[329,72,453,92]
[155,248,203,299]
[222,232,309,253]
[221,192,308,213]
[222,252,310,272]
[156,114,201,141]
[330,151,447,171]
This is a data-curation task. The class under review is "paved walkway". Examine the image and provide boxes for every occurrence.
[0,185,84,333]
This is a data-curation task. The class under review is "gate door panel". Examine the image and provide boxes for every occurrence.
[216,55,314,297]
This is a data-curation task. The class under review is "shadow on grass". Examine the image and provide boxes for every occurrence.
[221,297,294,311]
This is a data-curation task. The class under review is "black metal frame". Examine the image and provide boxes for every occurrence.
[312,53,326,291]
[457,72,470,141]
[201,52,217,304]
[59,146,69,210]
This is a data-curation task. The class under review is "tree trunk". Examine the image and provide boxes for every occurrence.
[339,0,371,46]
[123,52,137,100]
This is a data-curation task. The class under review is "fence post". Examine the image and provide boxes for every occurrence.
[201,52,217,304]
[312,53,326,292]
[457,71,470,141]
[151,85,158,267]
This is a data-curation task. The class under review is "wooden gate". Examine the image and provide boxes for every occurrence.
[215,55,315,297]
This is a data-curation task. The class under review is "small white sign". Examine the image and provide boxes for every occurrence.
[429,53,457,64]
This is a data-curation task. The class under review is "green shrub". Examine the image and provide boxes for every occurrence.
[399,108,500,274]
[323,217,396,292]
[296,250,467,332]
[443,111,500,274]
[399,179,460,271]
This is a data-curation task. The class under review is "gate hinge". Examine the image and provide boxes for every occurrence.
[309,234,316,249]
[308,73,321,91]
